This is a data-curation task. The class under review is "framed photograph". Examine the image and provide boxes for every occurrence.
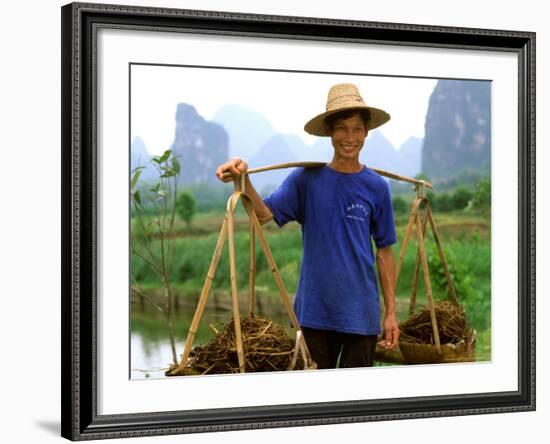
[61,1,535,440]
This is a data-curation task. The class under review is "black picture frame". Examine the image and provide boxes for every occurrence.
[61,2,536,440]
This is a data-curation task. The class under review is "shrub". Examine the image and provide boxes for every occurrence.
[450,186,473,210]
[471,176,491,210]
[435,192,452,212]
[392,196,409,214]
[176,190,196,227]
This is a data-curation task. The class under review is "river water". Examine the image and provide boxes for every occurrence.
[130,305,292,379]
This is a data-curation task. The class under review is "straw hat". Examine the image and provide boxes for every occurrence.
[304,83,390,136]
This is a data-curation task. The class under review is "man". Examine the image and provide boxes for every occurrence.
[215,83,399,369]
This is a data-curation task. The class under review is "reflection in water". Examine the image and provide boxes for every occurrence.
[131,306,292,379]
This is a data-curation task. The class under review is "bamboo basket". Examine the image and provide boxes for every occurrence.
[399,329,477,365]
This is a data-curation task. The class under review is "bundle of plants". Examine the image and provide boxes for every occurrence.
[166,316,303,376]
[399,300,469,345]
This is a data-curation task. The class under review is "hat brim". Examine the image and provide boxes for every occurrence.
[304,105,391,137]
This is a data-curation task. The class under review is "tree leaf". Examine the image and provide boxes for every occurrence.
[172,157,181,175]
[131,169,142,192]
[159,149,171,163]
[133,189,141,205]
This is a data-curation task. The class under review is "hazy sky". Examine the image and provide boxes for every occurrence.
[131,64,438,156]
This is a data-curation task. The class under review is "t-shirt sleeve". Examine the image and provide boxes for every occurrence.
[371,179,397,248]
[263,169,304,227]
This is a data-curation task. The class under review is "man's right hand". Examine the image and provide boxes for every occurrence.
[214,157,273,224]
[215,158,248,183]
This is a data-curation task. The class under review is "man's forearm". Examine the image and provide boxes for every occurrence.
[376,246,396,316]
[376,245,400,348]
[243,175,273,225]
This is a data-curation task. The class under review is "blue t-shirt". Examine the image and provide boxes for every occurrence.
[263,165,397,336]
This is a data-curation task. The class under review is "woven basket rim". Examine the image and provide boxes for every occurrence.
[399,329,477,364]
[399,328,477,347]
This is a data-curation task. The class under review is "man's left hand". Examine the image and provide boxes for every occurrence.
[380,313,400,349]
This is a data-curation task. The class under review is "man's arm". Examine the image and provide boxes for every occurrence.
[215,158,273,225]
[241,174,274,224]
[376,245,400,349]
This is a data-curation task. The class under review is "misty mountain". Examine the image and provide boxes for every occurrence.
[249,134,297,167]
[422,79,491,179]
[130,136,157,184]
[248,134,298,193]
[359,130,399,171]
[298,137,334,162]
[170,103,229,186]
[360,133,422,179]
[398,137,423,177]
[132,102,424,197]
[212,104,276,160]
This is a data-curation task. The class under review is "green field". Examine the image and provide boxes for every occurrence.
[131,208,491,348]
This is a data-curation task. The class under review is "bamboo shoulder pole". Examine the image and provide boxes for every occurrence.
[222,161,433,189]
[235,175,258,318]
[248,219,256,317]
[226,192,246,372]
[289,330,302,370]
[176,217,228,372]
[241,196,299,330]
[394,197,422,288]
[233,176,258,318]
[409,206,429,315]
[299,331,314,370]
[414,211,442,354]
[427,205,459,306]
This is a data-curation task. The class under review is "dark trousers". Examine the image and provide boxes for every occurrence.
[302,326,378,369]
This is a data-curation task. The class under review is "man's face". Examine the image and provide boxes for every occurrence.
[329,113,368,160]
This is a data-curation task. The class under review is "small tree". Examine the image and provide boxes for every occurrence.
[436,192,452,212]
[450,186,473,211]
[471,177,491,210]
[130,149,181,366]
[176,190,196,228]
